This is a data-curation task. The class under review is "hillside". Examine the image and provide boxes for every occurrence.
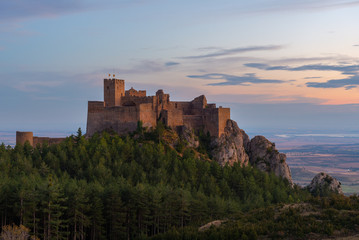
[153,196,359,239]
[0,124,357,239]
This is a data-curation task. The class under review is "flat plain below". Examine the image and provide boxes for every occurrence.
[266,133,359,195]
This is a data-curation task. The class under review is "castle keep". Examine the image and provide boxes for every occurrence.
[86,78,230,137]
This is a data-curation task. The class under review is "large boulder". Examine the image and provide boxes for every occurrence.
[308,172,343,196]
[211,120,250,166]
[248,135,293,185]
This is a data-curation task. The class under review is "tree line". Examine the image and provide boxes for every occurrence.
[0,126,308,239]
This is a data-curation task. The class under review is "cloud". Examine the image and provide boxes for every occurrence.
[245,62,359,90]
[0,1,85,22]
[345,85,357,90]
[244,63,268,69]
[0,0,149,22]
[304,77,321,79]
[306,75,359,90]
[246,0,359,14]
[15,81,62,92]
[165,61,180,67]
[187,73,285,86]
[115,60,177,75]
[208,93,326,104]
[245,63,359,75]
[0,71,67,92]
[181,45,284,59]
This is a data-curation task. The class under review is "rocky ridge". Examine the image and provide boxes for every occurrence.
[209,120,293,185]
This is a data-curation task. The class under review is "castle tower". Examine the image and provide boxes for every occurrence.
[16,131,33,146]
[104,77,125,107]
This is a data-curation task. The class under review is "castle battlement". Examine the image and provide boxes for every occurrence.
[86,78,230,137]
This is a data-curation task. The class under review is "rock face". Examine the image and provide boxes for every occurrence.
[178,125,199,148]
[198,220,226,232]
[210,120,293,185]
[248,136,293,185]
[308,172,343,195]
[211,120,250,166]
[180,119,293,185]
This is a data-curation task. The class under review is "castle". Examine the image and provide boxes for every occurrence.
[86,77,230,138]
[16,77,230,146]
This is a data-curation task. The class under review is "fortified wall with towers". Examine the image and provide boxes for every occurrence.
[86,77,230,137]
[16,76,231,146]
[16,131,65,146]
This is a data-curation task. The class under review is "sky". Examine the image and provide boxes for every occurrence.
[1,0,359,134]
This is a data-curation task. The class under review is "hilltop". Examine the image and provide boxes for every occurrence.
[0,124,309,239]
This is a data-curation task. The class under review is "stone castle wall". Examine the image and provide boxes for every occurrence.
[217,107,231,138]
[104,105,139,134]
[33,137,65,146]
[202,107,231,137]
[139,103,157,128]
[161,109,184,128]
[87,101,105,136]
[125,88,146,97]
[121,95,154,106]
[16,131,65,147]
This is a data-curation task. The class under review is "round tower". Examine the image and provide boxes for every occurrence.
[16,131,33,146]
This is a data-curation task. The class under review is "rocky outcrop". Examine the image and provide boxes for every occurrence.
[209,120,293,185]
[178,125,200,148]
[211,120,250,166]
[308,172,343,196]
[198,220,226,232]
[248,135,293,185]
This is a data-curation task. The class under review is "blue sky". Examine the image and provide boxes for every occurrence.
[1,0,359,134]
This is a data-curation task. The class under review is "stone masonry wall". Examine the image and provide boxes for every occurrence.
[139,103,157,128]
[104,79,124,107]
[87,101,105,136]
[33,137,66,146]
[125,88,146,97]
[218,107,230,137]
[121,96,154,106]
[203,108,219,137]
[104,105,139,134]
[171,102,192,115]
[16,131,65,147]
[162,109,184,128]
[183,115,204,131]
[16,131,33,146]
